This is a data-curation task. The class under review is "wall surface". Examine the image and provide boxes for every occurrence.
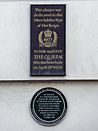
[0,81,98,131]
[0,1,98,131]
[0,1,98,80]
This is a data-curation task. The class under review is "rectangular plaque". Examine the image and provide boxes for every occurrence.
[30,5,66,76]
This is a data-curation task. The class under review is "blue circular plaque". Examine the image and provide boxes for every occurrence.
[30,87,67,126]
